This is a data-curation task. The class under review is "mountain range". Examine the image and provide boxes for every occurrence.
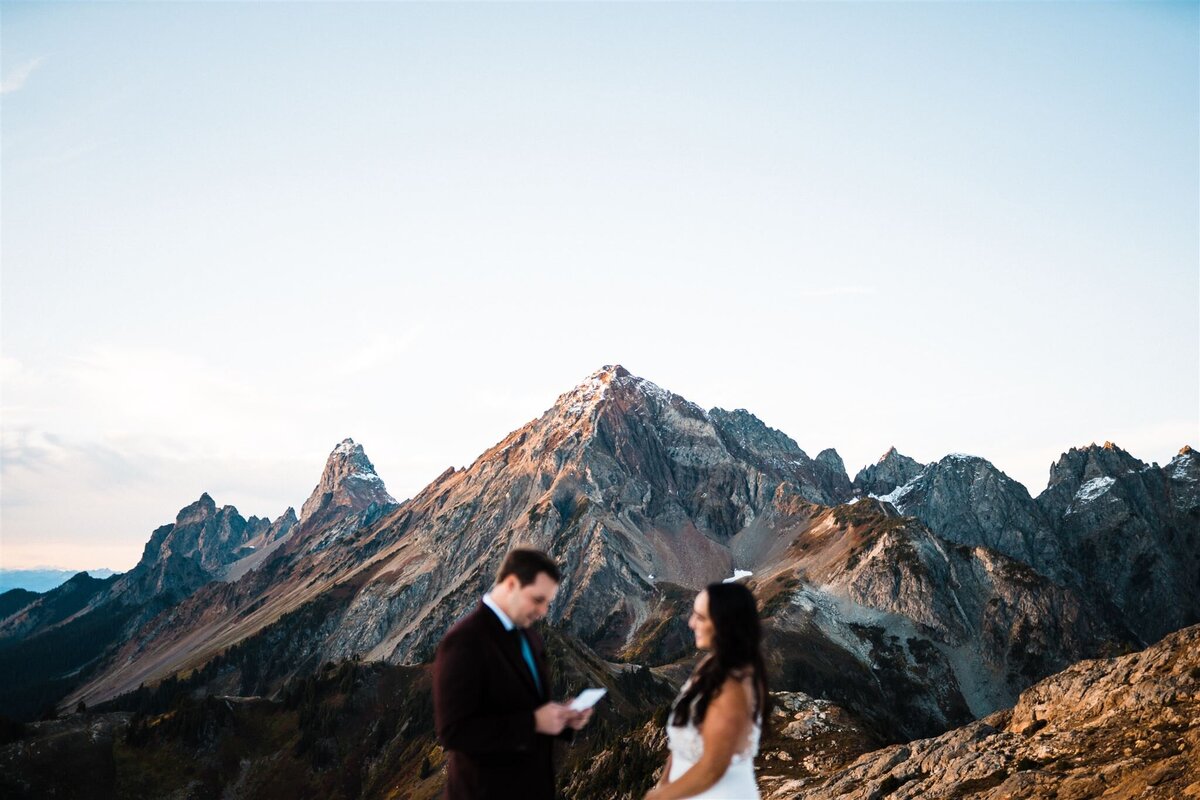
[1,365,1196,798]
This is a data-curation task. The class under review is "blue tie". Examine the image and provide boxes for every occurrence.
[515,629,542,695]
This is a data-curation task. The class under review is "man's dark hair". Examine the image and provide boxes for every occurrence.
[496,548,561,586]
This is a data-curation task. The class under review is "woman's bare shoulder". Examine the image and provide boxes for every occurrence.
[715,672,753,710]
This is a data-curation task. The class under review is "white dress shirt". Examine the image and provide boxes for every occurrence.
[482,592,516,631]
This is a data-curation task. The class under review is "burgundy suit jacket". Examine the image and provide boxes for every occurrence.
[433,602,557,800]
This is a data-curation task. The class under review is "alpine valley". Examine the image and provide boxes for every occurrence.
[2,366,1197,799]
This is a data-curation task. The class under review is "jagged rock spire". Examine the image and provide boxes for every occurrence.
[300,438,397,526]
[853,447,924,498]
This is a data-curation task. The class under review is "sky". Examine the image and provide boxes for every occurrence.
[2,2,1197,572]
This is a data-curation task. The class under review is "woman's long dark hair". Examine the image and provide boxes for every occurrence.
[671,581,770,728]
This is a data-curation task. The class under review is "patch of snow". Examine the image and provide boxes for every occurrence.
[874,478,917,507]
[1074,476,1115,503]
[563,373,611,417]
[627,375,672,407]
[1171,454,1195,481]
[724,569,753,583]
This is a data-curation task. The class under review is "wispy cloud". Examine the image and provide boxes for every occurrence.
[1,57,46,95]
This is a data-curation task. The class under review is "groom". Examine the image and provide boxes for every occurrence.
[433,548,593,800]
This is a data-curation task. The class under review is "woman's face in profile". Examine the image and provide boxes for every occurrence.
[688,590,715,650]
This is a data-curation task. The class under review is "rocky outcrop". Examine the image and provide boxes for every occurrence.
[757,692,879,797]
[297,438,397,534]
[875,454,1066,583]
[708,409,853,507]
[1166,445,1199,516]
[867,442,1199,646]
[1036,442,1200,642]
[114,494,261,604]
[853,447,925,498]
[219,508,299,583]
[772,623,1200,800]
[746,499,1123,739]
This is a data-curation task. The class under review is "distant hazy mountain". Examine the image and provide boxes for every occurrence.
[0,569,117,593]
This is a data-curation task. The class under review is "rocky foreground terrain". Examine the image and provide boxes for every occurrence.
[766,623,1200,800]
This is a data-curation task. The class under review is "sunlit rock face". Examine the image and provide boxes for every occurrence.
[316,365,862,668]
[746,498,1122,740]
[297,438,397,533]
[771,623,1200,800]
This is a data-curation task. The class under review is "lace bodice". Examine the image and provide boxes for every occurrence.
[666,680,762,767]
[666,714,761,766]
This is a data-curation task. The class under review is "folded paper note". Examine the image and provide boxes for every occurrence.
[568,688,607,712]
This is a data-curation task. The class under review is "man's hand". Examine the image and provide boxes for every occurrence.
[534,703,573,735]
[566,707,593,730]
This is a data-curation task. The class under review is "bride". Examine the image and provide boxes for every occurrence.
[645,581,770,800]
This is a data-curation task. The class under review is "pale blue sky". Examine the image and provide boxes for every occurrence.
[2,2,1197,570]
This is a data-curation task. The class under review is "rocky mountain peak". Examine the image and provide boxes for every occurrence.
[1041,442,1148,507]
[1168,445,1197,478]
[118,493,263,604]
[816,448,845,472]
[327,438,379,476]
[265,507,298,542]
[64,571,100,587]
[910,453,1034,500]
[853,447,924,498]
[177,492,218,523]
[548,365,633,420]
[1030,441,1200,643]
[873,453,1064,579]
[709,408,805,460]
[299,439,397,527]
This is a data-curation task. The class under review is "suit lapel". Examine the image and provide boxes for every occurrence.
[478,603,543,700]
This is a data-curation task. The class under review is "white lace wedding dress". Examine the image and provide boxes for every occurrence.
[665,688,761,799]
